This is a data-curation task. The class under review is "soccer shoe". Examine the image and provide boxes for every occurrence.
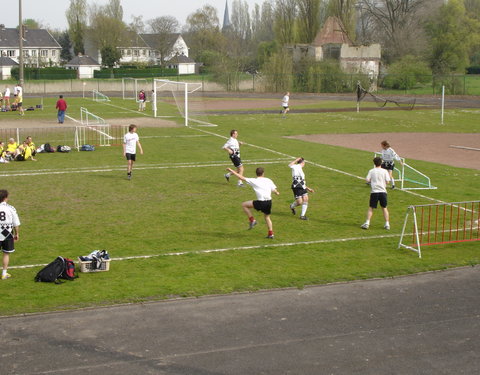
[224,173,230,182]
[237,183,244,187]
[249,220,257,230]
[1,273,11,280]
[384,224,390,230]
[266,234,274,239]
[391,185,395,190]
[361,223,369,230]
[127,173,132,180]
[290,205,296,215]
[300,216,308,220]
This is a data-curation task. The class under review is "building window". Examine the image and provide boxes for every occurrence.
[7,50,16,57]
[31,50,37,56]
[23,50,30,57]
[133,49,139,57]
[51,50,56,57]
[40,49,48,57]
[126,49,131,56]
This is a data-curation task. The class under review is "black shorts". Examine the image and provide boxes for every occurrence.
[369,193,388,209]
[292,187,308,199]
[229,154,242,168]
[1,237,15,253]
[253,200,272,215]
[381,161,394,171]
[126,153,136,161]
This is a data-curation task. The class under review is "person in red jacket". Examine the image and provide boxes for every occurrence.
[56,95,67,124]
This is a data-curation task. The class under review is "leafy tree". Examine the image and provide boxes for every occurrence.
[274,0,297,45]
[66,0,87,55]
[327,0,356,41]
[89,3,128,51]
[426,0,480,74]
[297,0,321,43]
[23,19,42,29]
[383,55,431,89]
[252,1,275,42]
[261,49,294,92]
[101,45,122,68]
[57,31,73,62]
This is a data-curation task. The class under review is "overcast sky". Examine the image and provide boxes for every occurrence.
[2,0,261,31]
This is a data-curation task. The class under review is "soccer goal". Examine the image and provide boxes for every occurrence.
[92,89,110,102]
[153,79,203,126]
[122,77,150,101]
[356,81,416,112]
[374,154,437,190]
[75,107,114,149]
[398,201,480,258]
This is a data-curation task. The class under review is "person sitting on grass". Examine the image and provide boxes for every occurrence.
[5,138,18,161]
[0,142,8,163]
[14,141,36,161]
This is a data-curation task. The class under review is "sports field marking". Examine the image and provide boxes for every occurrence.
[94,100,152,117]
[449,145,480,151]
[10,233,399,270]
[65,115,82,124]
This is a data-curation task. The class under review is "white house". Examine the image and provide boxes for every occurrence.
[0,56,18,80]
[166,54,196,75]
[0,24,62,68]
[65,54,101,79]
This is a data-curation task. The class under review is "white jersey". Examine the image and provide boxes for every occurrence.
[4,88,10,97]
[380,147,401,162]
[0,202,20,241]
[123,132,139,154]
[245,177,277,201]
[290,164,306,189]
[366,167,391,193]
[223,137,240,156]
[14,85,22,97]
[282,95,289,107]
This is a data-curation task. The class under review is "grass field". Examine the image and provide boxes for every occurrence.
[0,94,479,316]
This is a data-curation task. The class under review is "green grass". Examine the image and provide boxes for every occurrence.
[0,95,479,316]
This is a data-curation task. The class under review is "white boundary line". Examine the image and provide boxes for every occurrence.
[449,145,480,151]
[11,233,399,270]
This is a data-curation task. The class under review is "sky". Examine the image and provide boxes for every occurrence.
[1,0,262,31]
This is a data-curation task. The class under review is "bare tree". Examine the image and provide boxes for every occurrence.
[328,0,356,41]
[274,0,297,45]
[297,0,321,43]
[105,0,123,21]
[66,0,87,55]
[146,16,180,65]
[231,0,252,40]
[252,1,275,42]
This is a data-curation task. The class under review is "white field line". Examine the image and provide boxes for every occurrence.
[65,115,82,124]
[0,158,291,177]
[449,145,480,151]
[11,233,399,270]
[92,99,152,117]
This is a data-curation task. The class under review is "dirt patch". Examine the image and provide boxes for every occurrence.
[287,133,480,170]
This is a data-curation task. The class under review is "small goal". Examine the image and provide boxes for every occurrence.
[74,107,114,149]
[92,89,110,102]
[153,79,203,126]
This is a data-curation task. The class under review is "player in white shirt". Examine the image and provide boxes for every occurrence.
[223,130,244,187]
[281,91,290,118]
[227,167,280,239]
[361,157,391,230]
[123,124,144,180]
[4,86,11,109]
[0,190,21,280]
[379,140,402,189]
[289,157,315,220]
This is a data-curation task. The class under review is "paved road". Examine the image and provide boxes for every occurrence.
[1,266,479,374]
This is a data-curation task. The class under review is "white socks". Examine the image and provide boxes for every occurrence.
[301,203,308,216]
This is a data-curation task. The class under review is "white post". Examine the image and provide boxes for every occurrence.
[83,82,86,98]
[184,83,188,127]
[441,85,445,125]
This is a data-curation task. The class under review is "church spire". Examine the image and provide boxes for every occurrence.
[223,0,232,31]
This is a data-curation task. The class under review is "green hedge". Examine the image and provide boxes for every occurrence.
[94,67,176,78]
[11,67,76,80]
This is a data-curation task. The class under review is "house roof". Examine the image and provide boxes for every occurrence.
[66,55,100,66]
[0,56,18,66]
[139,33,181,50]
[168,54,195,64]
[0,27,61,48]
[312,17,353,46]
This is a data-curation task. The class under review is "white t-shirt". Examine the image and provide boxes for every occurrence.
[245,177,277,201]
[380,148,401,162]
[282,95,289,107]
[223,137,240,156]
[14,86,22,97]
[290,164,306,189]
[4,88,10,97]
[0,202,20,241]
[124,132,139,154]
[366,167,391,193]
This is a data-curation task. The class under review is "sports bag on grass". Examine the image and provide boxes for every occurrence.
[35,256,77,283]
[80,144,95,151]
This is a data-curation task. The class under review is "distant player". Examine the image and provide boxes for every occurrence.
[0,190,21,280]
[379,140,402,189]
[288,157,314,220]
[281,91,290,118]
[123,124,144,180]
[14,84,24,116]
[223,129,244,187]
[138,90,146,111]
[227,167,279,239]
[361,157,391,230]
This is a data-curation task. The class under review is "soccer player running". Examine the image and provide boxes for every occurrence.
[123,124,143,180]
[227,167,280,239]
[289,157,314,220]
[0,190,21,280]
[223,129,245,187]
[281,91,290,118]
[361,157,391,230]
[379,140,402,189]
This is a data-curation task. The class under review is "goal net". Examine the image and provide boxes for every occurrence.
[374,154,437,190]
[356,82,416,111]
[122,77,150,101]
[75,107,114,149]
[153,79,204,127]
[92,89,110,102]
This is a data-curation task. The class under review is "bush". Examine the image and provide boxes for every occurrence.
[382,55,432,90]
[11,67,76,80]
[94,67,176,78]
[466,66,480,74]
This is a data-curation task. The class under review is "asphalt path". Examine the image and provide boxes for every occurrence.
[1,266,479,374]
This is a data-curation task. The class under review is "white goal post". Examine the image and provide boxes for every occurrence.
[75,107,114,150]
[92,89,110,102]
[122,77,150,101]
[153,79,203,126]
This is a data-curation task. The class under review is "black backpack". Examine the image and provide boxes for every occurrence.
[35,256,77,283]
[44,143,55,153]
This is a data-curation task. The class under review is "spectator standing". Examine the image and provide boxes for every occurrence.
[4,86,10,110]
[14,84,24,116]
[0,190,21,280]
[138,90,146,111]
[56,95,67,124]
